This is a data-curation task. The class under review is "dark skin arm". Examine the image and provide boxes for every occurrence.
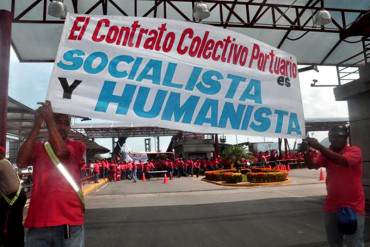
[303,148,316,169]
[17,108,44,168]
[40,101,70,160]
[305,137,349,167]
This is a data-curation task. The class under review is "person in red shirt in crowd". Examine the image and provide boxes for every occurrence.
[304,125,365,246]
[138,160,144,180]
[108,161,114,181]
[261,151,269,165]
[100,159,105,178]
[131,161,138,183]
[119,162,125,180]
[147,160,155,171]
[169,159,176,177]
[17,101,85,247]
[146,160,155,180]
[194,160,200,177]
[110,161,117,182]
[127,162,132,179]
[80,159,87,178]
[115,162,121,181]
[175,159,182,177]
[269,150,278,162]
[187,159,194,176]
[93,161,100,183]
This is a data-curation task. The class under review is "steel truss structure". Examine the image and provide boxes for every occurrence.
[9,0,369,86]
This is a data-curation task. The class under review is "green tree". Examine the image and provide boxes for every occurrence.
[222,145,247,169]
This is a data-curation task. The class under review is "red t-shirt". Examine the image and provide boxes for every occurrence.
[93,163,100,174]
[313,146,365,214]
[25,139,86,228]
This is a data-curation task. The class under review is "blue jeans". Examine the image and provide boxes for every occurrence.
[325,212,364,247]
[25,225,84,247]
[132,169,138,182]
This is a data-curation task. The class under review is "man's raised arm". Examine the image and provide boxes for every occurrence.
[17,109,43,168]
[40,101,70,160]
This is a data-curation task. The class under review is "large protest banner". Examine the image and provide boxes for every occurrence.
[47,13,305,138]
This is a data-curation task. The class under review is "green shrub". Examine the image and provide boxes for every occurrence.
[247,172,288,183]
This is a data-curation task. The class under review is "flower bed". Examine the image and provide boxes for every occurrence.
[247,171,288,183]
[205,169,288,184]
[250,167,274,173]
[204,171,223,181]
[204,169,237,181]
[240,168,252,174]
[223,172,243,183]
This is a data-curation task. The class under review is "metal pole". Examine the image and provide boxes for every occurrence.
[0,10,12,149]
[278,138,282,159]
[214,134,219,159]
[157,136,160,152]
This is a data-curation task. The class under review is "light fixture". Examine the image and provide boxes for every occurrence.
[311,79,318,86]
[48,0,67,19]
[310,79,336,87]
[193,1,210,22]
[313,9,332,26]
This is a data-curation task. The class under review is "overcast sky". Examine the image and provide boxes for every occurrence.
[8,49,349,152]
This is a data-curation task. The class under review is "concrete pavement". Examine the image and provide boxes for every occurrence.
[84,169,342,246]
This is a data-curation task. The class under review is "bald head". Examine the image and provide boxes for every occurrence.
[328,125,349,151]
[329,125,349,137]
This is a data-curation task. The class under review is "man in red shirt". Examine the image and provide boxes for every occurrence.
[93,161,100,183]
[304,125,365,246]
[17,101,85,247]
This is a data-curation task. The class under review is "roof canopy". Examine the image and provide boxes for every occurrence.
[2,0,369,66]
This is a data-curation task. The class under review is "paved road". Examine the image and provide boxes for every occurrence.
[85,169,369,247]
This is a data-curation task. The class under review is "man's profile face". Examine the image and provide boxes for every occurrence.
[54,114,71,140]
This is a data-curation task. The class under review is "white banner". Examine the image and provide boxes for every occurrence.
[126,152,148,164]
[47,14,305,138]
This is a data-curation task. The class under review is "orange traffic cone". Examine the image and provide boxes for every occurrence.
[142,172,146,182]
[319,168,326,181]
[163,173,169,184]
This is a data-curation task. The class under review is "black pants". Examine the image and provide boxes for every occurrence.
[0,188,27,247]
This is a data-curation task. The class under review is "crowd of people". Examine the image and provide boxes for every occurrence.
[254,150,304,164]
[79,149,305,184]
[83,157,224,183]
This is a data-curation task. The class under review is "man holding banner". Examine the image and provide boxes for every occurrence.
[17,101,86,247]
[303,126,365,246]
